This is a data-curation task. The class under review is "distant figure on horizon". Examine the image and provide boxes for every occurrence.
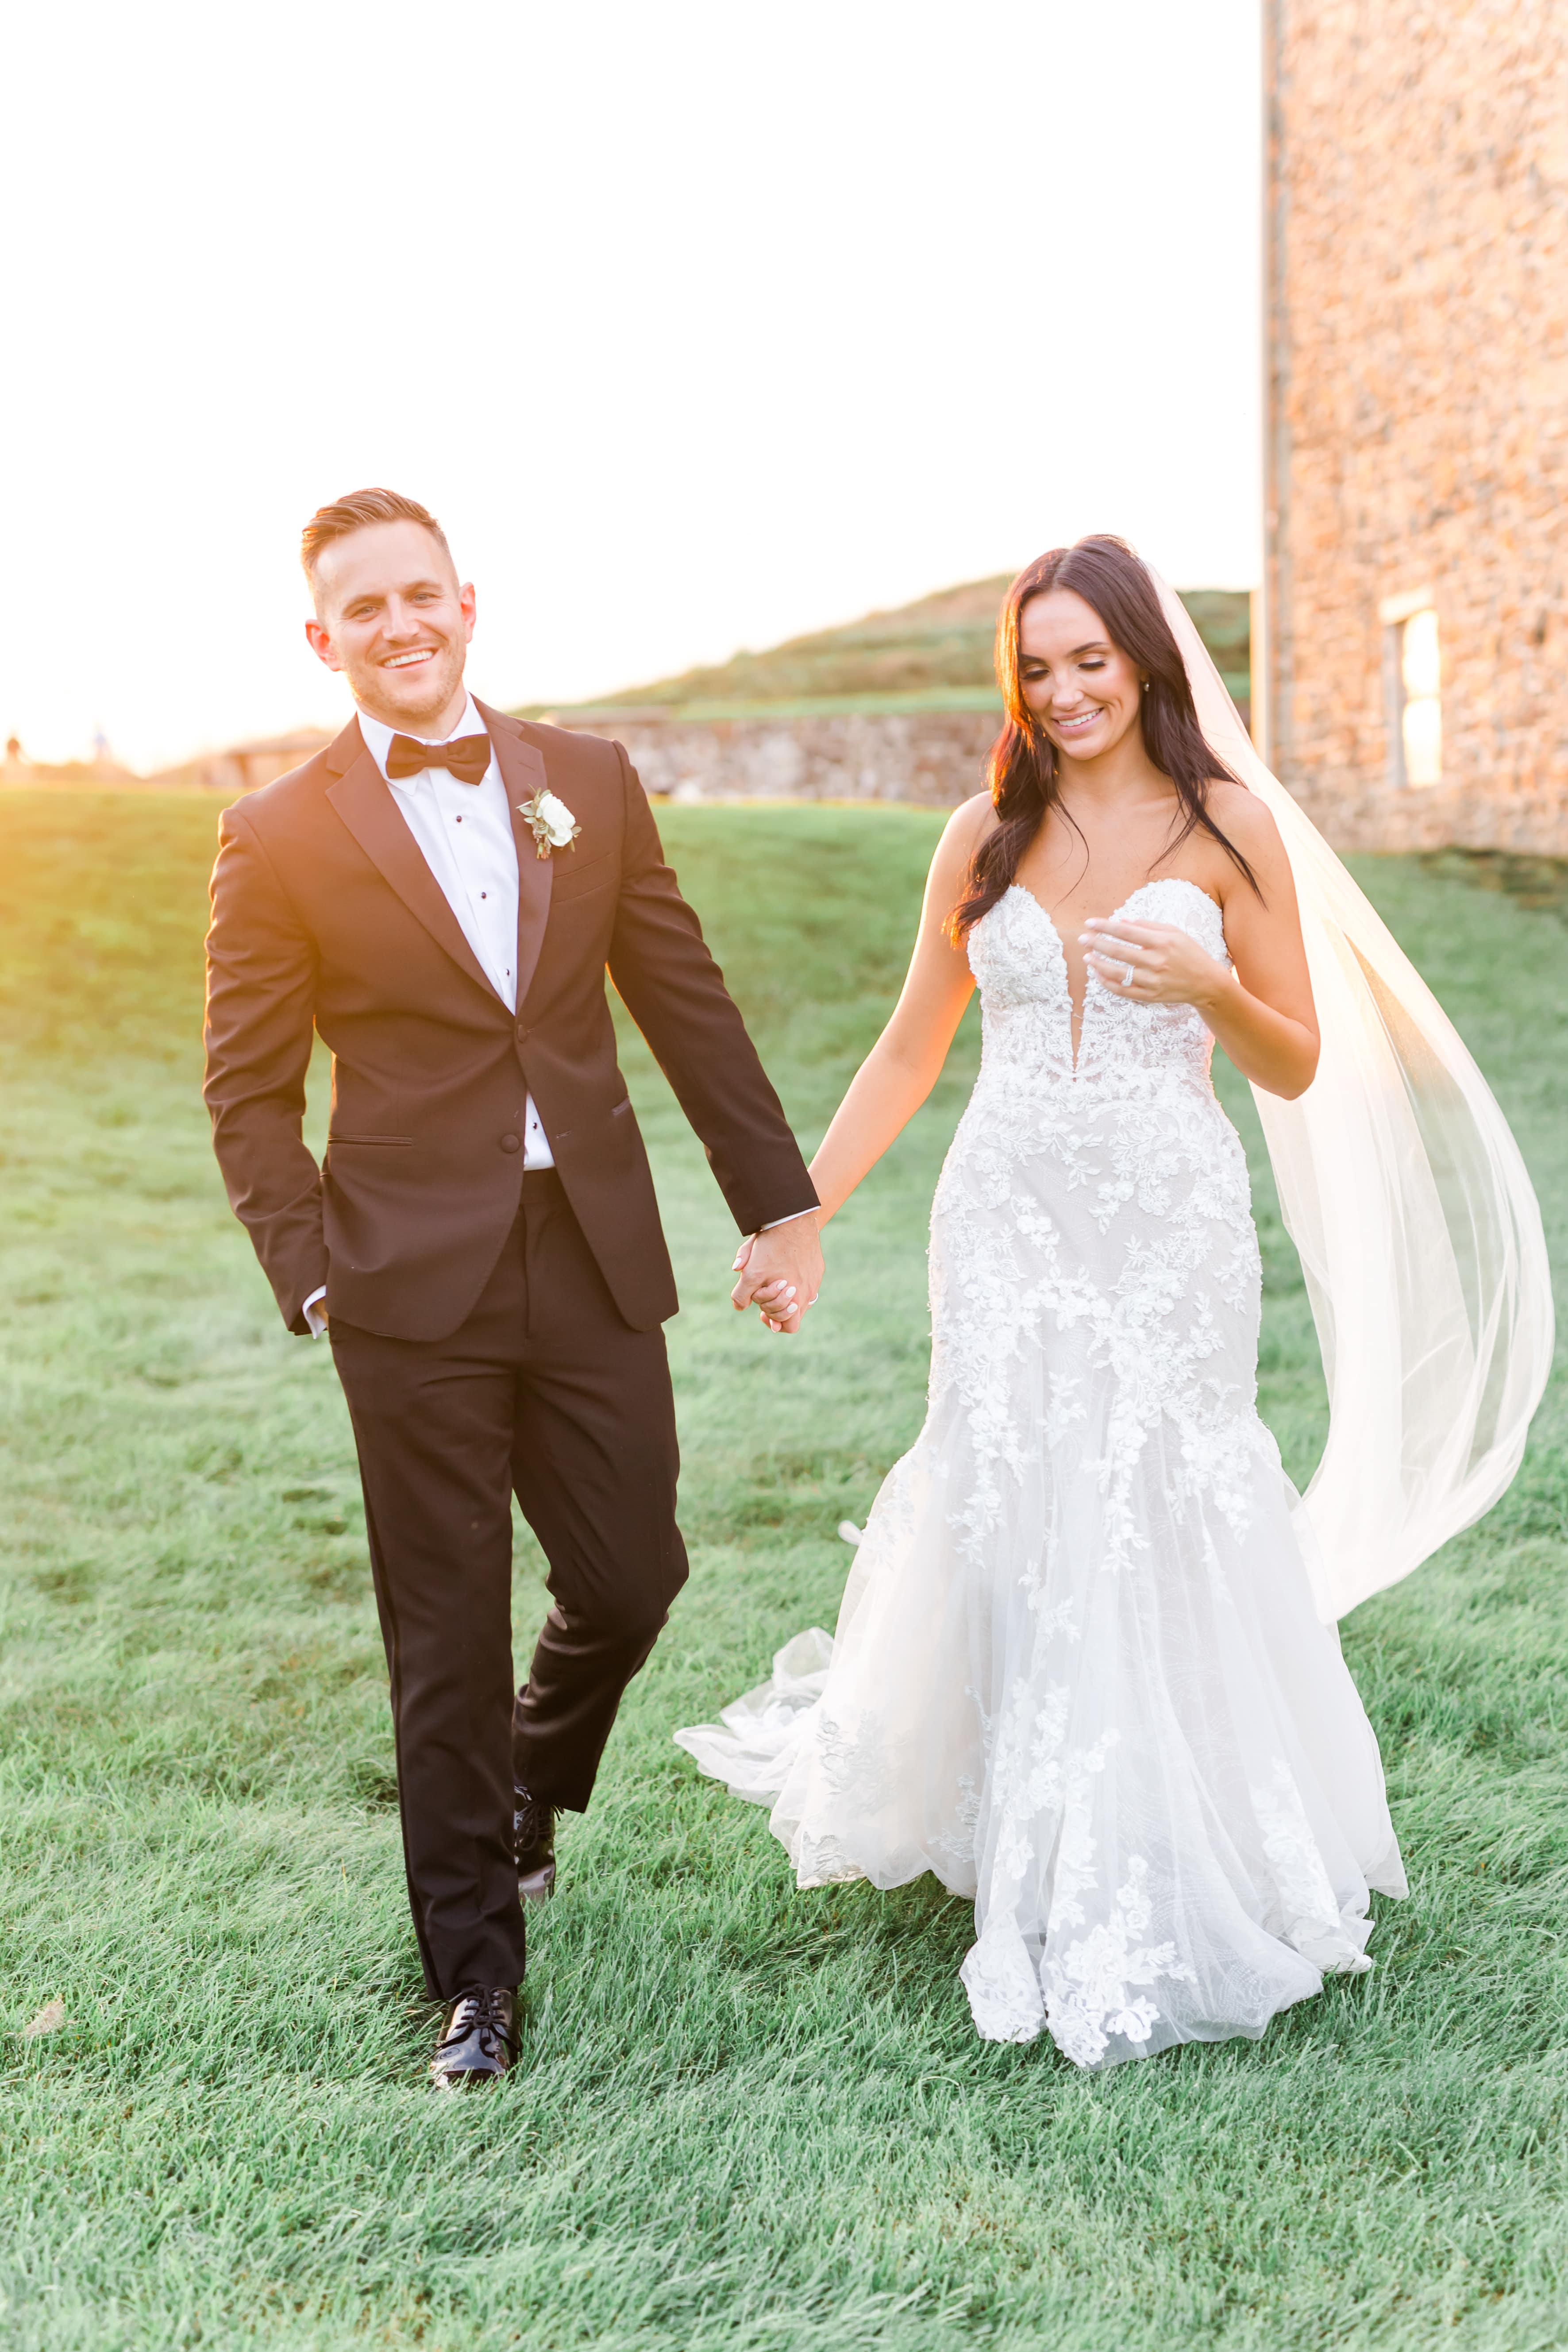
[203,488,822,2089]
[680,534,1551,2068]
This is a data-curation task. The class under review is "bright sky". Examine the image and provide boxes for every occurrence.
[4,0,1261,770]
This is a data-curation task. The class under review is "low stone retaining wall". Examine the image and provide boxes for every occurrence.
[552,706,1568,854]
[551,709,997,809]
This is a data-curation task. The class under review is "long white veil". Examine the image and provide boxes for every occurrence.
[1150,567,1553,1621]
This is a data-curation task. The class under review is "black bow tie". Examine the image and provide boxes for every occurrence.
[385,731,491,785]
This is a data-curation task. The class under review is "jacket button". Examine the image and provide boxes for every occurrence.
[500,1133,521,1153]
[516,1022,528,1041]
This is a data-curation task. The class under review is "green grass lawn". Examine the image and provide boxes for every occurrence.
[1,792,1565,2352]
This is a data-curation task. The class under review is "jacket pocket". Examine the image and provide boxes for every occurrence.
[327,1134,413,1146]
[549,850,616,906]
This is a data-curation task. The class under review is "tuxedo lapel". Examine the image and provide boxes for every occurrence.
[324,720,500,1004]
[478,701,554,1014]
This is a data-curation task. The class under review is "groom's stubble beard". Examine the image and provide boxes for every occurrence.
[343,627,469,737]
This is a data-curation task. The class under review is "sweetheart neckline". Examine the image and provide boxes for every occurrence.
[1003,875,1224,941]
[994,878,1225,1076]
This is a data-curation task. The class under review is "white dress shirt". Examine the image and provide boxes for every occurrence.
[302,695,551,1333]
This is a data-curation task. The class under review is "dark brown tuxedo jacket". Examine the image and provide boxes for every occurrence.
[203,698,816,1341]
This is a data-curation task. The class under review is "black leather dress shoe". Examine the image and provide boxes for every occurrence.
[513,1787,557,1904]
[429,1987,519,2092]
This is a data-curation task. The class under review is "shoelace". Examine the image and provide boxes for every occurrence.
[443,1988,513,2060]
[514,1793,551,1848]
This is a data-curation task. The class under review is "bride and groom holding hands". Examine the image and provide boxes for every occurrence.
[204,488,1550,2089]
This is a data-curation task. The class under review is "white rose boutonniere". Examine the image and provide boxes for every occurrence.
[518,787,582,860]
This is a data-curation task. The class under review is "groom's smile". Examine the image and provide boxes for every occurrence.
[304,516,476,739]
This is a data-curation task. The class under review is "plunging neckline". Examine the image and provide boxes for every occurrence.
[1004,877,1222,1073]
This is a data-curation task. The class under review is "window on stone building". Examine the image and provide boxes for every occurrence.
[1379,590,1442,786]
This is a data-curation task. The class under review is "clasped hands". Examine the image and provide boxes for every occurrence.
[1081,916,1231,1011]
[730,1212,824,1335]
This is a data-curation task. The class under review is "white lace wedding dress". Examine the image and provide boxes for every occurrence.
[677,877,1407,2068]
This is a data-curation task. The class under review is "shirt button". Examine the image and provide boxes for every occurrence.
[500,1133,521,1153]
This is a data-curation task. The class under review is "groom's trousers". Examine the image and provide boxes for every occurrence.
[329,1169,688,1999]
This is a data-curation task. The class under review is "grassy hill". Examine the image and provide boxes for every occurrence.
[525,578,1252,725]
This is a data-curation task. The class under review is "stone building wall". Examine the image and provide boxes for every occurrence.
[1264,0,1568,851]
[550,709,998,809]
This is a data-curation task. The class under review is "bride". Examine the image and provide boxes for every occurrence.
[679,536,1551,2068]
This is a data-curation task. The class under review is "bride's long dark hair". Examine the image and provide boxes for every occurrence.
[950,535,1257,937]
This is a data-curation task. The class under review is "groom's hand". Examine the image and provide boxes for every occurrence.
[731,1214,824,1334]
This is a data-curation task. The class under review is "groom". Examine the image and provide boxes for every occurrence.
[204,488,824,2087]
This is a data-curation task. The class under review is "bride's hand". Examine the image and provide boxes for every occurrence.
[1080,916,1231,1013]
[730,1215,824,1334]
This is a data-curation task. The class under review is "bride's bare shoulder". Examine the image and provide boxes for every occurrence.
[1202,779,1290,879]
[940,791,998,856]
[1205,779,1280,850]
[1197,780,1298,915]
[924,791,996,891]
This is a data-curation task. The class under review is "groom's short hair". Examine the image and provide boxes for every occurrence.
[301,488,451,582]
